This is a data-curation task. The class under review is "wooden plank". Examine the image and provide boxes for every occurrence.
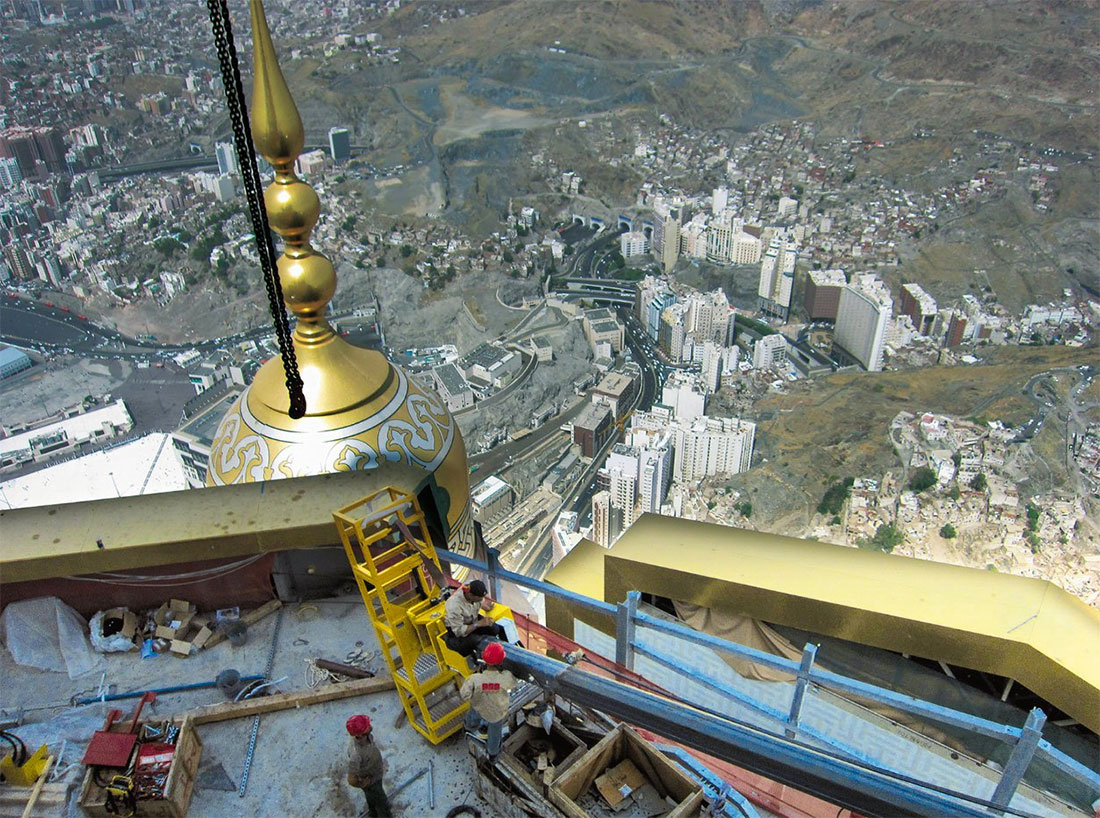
[184,675,395,725]
[20,755,53,818]
[200,599,282,650]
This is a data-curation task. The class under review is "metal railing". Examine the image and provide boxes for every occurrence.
[436,546,1100,813]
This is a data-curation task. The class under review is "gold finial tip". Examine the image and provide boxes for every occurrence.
[250,0,304,167]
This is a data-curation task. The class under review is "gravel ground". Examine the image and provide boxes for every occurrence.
[1,596,491,818]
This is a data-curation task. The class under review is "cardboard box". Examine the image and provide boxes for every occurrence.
[595,759,644,809]
[102,608,138,640]
[190,625,215,650]
[153,600,195,640]
[169,640,193,657]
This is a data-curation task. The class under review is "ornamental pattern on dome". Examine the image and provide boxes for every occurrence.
[208,369,456,485]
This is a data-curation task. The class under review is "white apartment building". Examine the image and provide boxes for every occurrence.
[620,230,649,259]
[661,370,707,420]
[700,341,723,392]
[671,416,756,482]
[835,275,893,371]
[752,333,788,370]
[777,196,798,219]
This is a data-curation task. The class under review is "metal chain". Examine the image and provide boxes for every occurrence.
[206,0,306,419]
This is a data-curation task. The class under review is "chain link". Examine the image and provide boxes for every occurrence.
[206,0,306,419]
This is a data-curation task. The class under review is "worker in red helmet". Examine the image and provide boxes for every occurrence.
[346,714,391,817]
[459,640,517,760]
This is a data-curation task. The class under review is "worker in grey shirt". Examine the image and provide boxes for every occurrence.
[346,715,391,818]
[460,641,517,760]
[444,579,506,656]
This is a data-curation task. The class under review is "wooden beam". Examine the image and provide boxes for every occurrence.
[201,599,282,650]
[184,675,395,725]
[20,755,54,818]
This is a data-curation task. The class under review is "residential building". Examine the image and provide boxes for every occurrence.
[432,362,474,412]
[661,370,707,420]
[834,275,893,371]
[900,283,938,336]
[804,268,847,322]
[591,490,618,548]
[591,370,638,422]
[757,232,798,321]
[620,230,649,259]
[215,141,239,177]
[582,308,624,354]
[573,402,614,458]
[328,127,351,163]
[671,416,756,482]
[471,475,514,524]
[753,333,788,370]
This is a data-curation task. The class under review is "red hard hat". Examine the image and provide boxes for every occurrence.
[346,714,372,736]
[482,641,505,666]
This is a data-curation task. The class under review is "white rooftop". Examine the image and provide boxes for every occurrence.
[0,433,189,510]
[0,399,133,460]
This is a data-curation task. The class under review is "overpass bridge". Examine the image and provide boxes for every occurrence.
[552,277,638,306]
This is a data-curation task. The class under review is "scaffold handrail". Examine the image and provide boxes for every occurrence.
[434,547,1100,798]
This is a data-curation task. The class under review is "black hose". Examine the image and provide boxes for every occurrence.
[445,806,481,818]
[0,730,26,766]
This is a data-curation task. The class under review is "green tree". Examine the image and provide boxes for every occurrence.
[818,477,855,516]
[908,467,937,493]
[948,485,961,500]
[376,257,385,268]
[738,501,752,518]
[563,245,573,256]
[502,250,514,263]
[940,523,957,539]
[400,244,415,258]
[970,472,987,492]
[861,523,904,553]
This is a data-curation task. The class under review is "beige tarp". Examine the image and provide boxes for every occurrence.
[672,600,802,682]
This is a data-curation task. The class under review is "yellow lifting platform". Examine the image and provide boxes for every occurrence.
[333,488,511,744]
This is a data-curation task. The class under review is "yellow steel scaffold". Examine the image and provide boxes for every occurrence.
[333,488,475,744]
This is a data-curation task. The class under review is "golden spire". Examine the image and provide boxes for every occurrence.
[250,0,334,336]
[206,0,473,568]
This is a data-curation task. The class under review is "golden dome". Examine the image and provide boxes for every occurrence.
[206,0,472,556]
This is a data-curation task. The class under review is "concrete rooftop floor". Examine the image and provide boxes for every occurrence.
[1,596,492,817]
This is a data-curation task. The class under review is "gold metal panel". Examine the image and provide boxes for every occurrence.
[2,468,427,583]
[546,513,1100,734]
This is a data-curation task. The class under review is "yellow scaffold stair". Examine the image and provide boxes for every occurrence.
[333,488,480,744]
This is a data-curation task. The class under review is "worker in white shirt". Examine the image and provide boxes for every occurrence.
[460,641,516,760]
[443,579,506,656]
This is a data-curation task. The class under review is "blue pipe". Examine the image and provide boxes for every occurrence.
[73,675,263,705]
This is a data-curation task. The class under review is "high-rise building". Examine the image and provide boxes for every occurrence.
[651,204,681,273]
[834,276,893,371]
[0,157,22,189]
[661,370,707,420]
[700,341,722,392]
[591,490,618,548]
[215,141,240,177]
[620,230,649,258]
[636,276,676,341]
[711,186,728,215]
[900,282,938,336]
[753,333,788,370]
[637,434,673,513]
[328,127,351,163]
[943,309,968,348]
[670,416,756,482]
[757,232,797,321]
[804,268,846,322]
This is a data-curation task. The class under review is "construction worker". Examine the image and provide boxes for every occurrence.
[444,579,506,657]
[459,640,516,760]
[346,715,392,818]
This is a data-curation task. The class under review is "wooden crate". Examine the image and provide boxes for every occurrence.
[548,724,704,818]
[78,717,202,818]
